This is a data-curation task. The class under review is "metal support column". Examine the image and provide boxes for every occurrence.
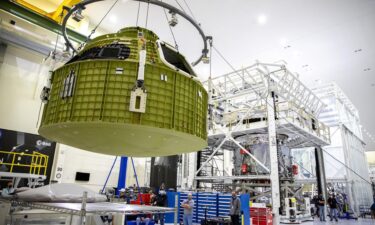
[267,92,280,225]
[315,146,327,220]
[101,156,118,194]
[196,151,202,189]
[315,147,327,199]
[117,156,128,195]
[131,158,141,191]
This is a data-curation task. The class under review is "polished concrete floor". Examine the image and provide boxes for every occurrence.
[303,218,375,224]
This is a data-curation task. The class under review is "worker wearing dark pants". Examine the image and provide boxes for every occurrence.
[230,191,241,225]
[136,215,150,225]
[317,194,326,222]
[155,190,167,225]
[371,201,375,219]
[328,194,338,222]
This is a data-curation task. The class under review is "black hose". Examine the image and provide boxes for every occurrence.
[61,0,209,66]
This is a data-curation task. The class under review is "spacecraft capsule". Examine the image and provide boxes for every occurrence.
[38,27,208,156]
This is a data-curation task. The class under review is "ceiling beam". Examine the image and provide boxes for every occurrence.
[0,1,86,43]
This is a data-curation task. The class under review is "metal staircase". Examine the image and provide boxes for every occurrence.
[197,147,226,190]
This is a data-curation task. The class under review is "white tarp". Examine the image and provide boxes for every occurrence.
[15,183,107,203]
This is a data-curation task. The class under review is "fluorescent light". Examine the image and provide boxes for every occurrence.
[109,15,117,23]
[257,14,267,25]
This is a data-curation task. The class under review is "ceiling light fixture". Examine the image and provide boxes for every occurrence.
[257,14,267,25]
[109,15,117,23]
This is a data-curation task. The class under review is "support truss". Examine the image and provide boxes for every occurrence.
[196,61,330,185]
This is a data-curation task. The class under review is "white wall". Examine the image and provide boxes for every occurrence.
[0,43,147,191]
[0,43,46,134]
[51,144,120,192]
[51,144,148,192]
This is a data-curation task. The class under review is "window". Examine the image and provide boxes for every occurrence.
[67,43,131,64]
[60,70,76,99]
[75,172,90,181]
[99,47,120,58]
[160,43,195,76]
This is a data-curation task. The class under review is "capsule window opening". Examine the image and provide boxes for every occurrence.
[67,43,131,64]
[99,47,120,58]
[60,71,76,99]
[160,43,195,76]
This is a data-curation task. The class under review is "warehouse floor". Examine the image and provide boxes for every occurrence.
[307,218,375,224]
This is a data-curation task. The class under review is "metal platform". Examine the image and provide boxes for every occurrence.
[294,178,348,184]
[0,172,46,179]
[194,175,270,181]
[3,200,177,225]
[0,172,46,188]
[208,118,329,150]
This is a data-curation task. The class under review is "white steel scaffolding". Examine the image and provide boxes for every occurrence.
[195,62,331,224]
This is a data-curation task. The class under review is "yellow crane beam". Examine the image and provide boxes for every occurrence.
[50,0,82,21]
[13,0,51,17]
[13,0,82,23]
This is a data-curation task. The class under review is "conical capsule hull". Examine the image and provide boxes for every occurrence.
[38,27,208,156]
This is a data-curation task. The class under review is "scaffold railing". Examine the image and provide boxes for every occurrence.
[0,150,49,176]
[203,62,326,117]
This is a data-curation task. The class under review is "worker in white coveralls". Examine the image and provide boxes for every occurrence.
[181,193,194,225]
[1,181,15,198]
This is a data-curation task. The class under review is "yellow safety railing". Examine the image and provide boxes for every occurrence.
[0,150,49,176]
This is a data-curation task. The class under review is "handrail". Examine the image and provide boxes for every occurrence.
[0,150,49,176]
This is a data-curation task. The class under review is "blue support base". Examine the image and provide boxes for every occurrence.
[117,156,128,196]
[240,194,250,225]
[166,192,179,223]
